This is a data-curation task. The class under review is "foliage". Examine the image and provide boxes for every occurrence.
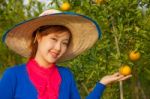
[0,0,150,99]
[0,0,44,74]
[56,0,150,98]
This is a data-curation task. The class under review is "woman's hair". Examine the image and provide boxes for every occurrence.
[29,25,72,59]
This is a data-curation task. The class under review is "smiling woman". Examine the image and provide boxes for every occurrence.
[30,25,72,67]
[0,9,132,99]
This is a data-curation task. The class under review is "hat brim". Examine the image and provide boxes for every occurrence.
[2,12,102,62]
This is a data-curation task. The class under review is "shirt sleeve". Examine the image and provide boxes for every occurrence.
[86,82,106,99]
[69,68,105,99]
[70,71,81,99]
[0,68,16,99]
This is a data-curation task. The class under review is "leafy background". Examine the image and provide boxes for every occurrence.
[0,0,150,99]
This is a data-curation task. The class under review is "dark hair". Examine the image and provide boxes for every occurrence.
[29,25,72,59]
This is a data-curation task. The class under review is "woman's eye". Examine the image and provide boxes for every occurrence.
[51,38,57,41]
[62,42,68,46]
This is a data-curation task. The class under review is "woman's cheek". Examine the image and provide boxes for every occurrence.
[62,46,67,53]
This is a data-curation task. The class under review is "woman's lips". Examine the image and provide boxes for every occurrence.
[50,52,59,58]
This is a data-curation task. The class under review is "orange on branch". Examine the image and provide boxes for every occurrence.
[60,2,71,11]
[129,51,141,61]
[95,0,105,4]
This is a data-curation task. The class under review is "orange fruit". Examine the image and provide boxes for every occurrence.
[60,2,71,11]
[95,0,105,4]
[129,51,141,61]
[119,65,131,76]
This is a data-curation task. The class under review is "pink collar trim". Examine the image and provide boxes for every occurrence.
[26,59,61,99]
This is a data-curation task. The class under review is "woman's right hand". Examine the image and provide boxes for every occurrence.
[99,72,132,85]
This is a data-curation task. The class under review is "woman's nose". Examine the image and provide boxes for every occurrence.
[54,42,61,52]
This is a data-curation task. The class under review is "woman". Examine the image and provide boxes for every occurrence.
[0,9,132,99]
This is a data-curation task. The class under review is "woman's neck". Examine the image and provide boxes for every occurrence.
[34,57,53,69]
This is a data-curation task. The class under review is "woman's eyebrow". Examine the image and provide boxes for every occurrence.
[63,39,69,41]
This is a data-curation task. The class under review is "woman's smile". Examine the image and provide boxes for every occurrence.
[50,51,59,58]
[35,31,70,67]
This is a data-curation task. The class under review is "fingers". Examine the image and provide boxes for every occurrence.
[112,72,123,78]
[115,75,124,81]
[112,72,120,76]
[110,73,124,81]
[101,72,132,85]
[112,72,132,81]
[119,74,132,81]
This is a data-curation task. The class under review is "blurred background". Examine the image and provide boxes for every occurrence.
[0,0,150,99]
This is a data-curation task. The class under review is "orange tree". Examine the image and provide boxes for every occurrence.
[0,0,150,99]
[51,0,150,98]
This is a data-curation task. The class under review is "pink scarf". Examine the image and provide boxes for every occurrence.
[26,59,61,99]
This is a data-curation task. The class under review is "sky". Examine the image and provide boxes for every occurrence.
[23,0,50,5]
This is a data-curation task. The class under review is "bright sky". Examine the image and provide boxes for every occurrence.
[24,0,50,5]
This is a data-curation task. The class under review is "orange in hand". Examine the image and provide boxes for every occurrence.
[119,65,131,76]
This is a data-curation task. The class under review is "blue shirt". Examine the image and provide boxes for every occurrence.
[0,64,105,99]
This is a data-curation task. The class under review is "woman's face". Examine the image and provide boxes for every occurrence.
[35,31,70,67]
